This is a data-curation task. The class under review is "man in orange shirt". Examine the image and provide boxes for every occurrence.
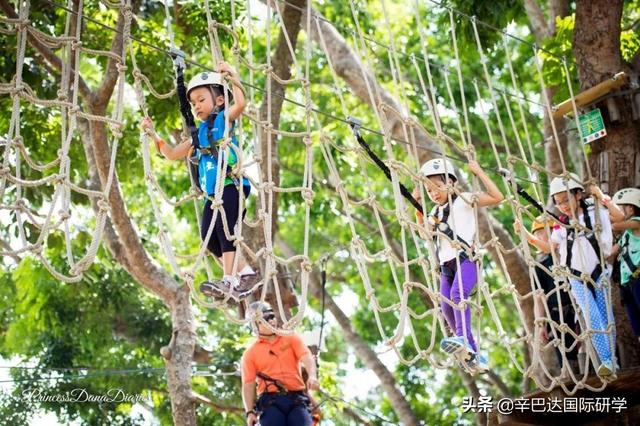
[242,301,320,426]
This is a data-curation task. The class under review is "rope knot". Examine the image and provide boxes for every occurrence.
[53,173,67,185]
[182,271,194,283]
[261,182,275,192]
[57,90,68,102]
[300,259,313,272]
[58,210,71,221]
[97,199,110,212]
[301,188,314,204]
[16,19,30,31]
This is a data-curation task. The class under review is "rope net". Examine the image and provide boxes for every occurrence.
[0,0,619,396]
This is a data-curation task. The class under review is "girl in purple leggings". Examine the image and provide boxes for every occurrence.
[414,158,504,373]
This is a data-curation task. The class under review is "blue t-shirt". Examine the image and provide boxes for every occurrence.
[197,110,250,195]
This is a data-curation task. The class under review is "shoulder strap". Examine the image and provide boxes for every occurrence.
[619,232,638,274]
[433,194,473,253]
[174,66,200,150]
[204,112,220,157]
[565,204,601,267]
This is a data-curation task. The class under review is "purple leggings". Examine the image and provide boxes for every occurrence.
[440,258,478,352]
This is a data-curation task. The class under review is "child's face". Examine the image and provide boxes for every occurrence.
[622,204,636,218]
[533,228,549,244]
[189,87,224,120]
[553,190,580,216]
[425,175,451,205]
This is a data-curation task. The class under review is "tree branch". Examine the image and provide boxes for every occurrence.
[317,389,374,425]
[523,0,550,43]
[460,371,487,426]
[0,0,92,101]
[94,7,126,109]
[486,369,512,398]
[191,391,244,415]
[276,237,422,426]
[0,238,21,264]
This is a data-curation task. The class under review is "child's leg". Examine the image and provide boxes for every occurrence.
[440,272,456,333]
[593,276,616,354]
[570,279,612,363]
[214,185,243,276]
[201,199,223,258]
[450,258,478,352]
[624,281,640,337]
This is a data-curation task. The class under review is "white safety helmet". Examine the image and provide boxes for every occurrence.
[549,173,584,197]
[419,158,457,181]
[613,187,640,209]
[186,72,229,98]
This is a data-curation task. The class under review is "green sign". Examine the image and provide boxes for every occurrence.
[578,108,607,144]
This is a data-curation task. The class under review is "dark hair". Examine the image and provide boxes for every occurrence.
[552,187,582,205]
[429,174,457,184]
[627,205,640,216]
[210,84,233,103]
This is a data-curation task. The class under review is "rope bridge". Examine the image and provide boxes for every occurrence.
[0,0,619,397]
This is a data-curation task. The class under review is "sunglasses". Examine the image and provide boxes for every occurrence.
[263,312,276,321]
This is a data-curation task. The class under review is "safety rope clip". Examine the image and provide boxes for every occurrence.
[169,47,186,70]
[346,116,362,137]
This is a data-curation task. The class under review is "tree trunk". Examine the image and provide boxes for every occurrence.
[165,285,197,426]
[460,372,487,426]
[574,0,640,369]
[523,0,572,384]
[544,86,570,175]
[6,1,199,421]
[277,238,422,426]
[246,0,308,316]
[304,5,536,373]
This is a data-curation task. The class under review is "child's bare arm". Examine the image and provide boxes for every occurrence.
[158,140,191,160]
[514,220,552,253]
[141,117,191,160]
[589,184,625,222]
[218,61,245,122]
[612,219,640,232]
[468,160,504,207]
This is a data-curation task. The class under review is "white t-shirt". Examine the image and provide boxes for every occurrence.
[432,192,476,264]
[550,205,613,275]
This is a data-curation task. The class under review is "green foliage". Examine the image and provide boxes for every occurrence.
[539,15,578,103]
[1,0,636,424]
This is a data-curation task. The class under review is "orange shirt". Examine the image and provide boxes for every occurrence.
[241,334,310,395]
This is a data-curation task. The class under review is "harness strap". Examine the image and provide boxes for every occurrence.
[256,371,288,395]
[430,195,475,266]
[254,372,313,417]
[619,233,640,280]
[563,202,602,296]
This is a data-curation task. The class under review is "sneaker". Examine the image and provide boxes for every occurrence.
[597,361,614,377]
[238,272,262,295]
[464,352,489,375]
[199,278,239,302]
[440,336,473,361]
